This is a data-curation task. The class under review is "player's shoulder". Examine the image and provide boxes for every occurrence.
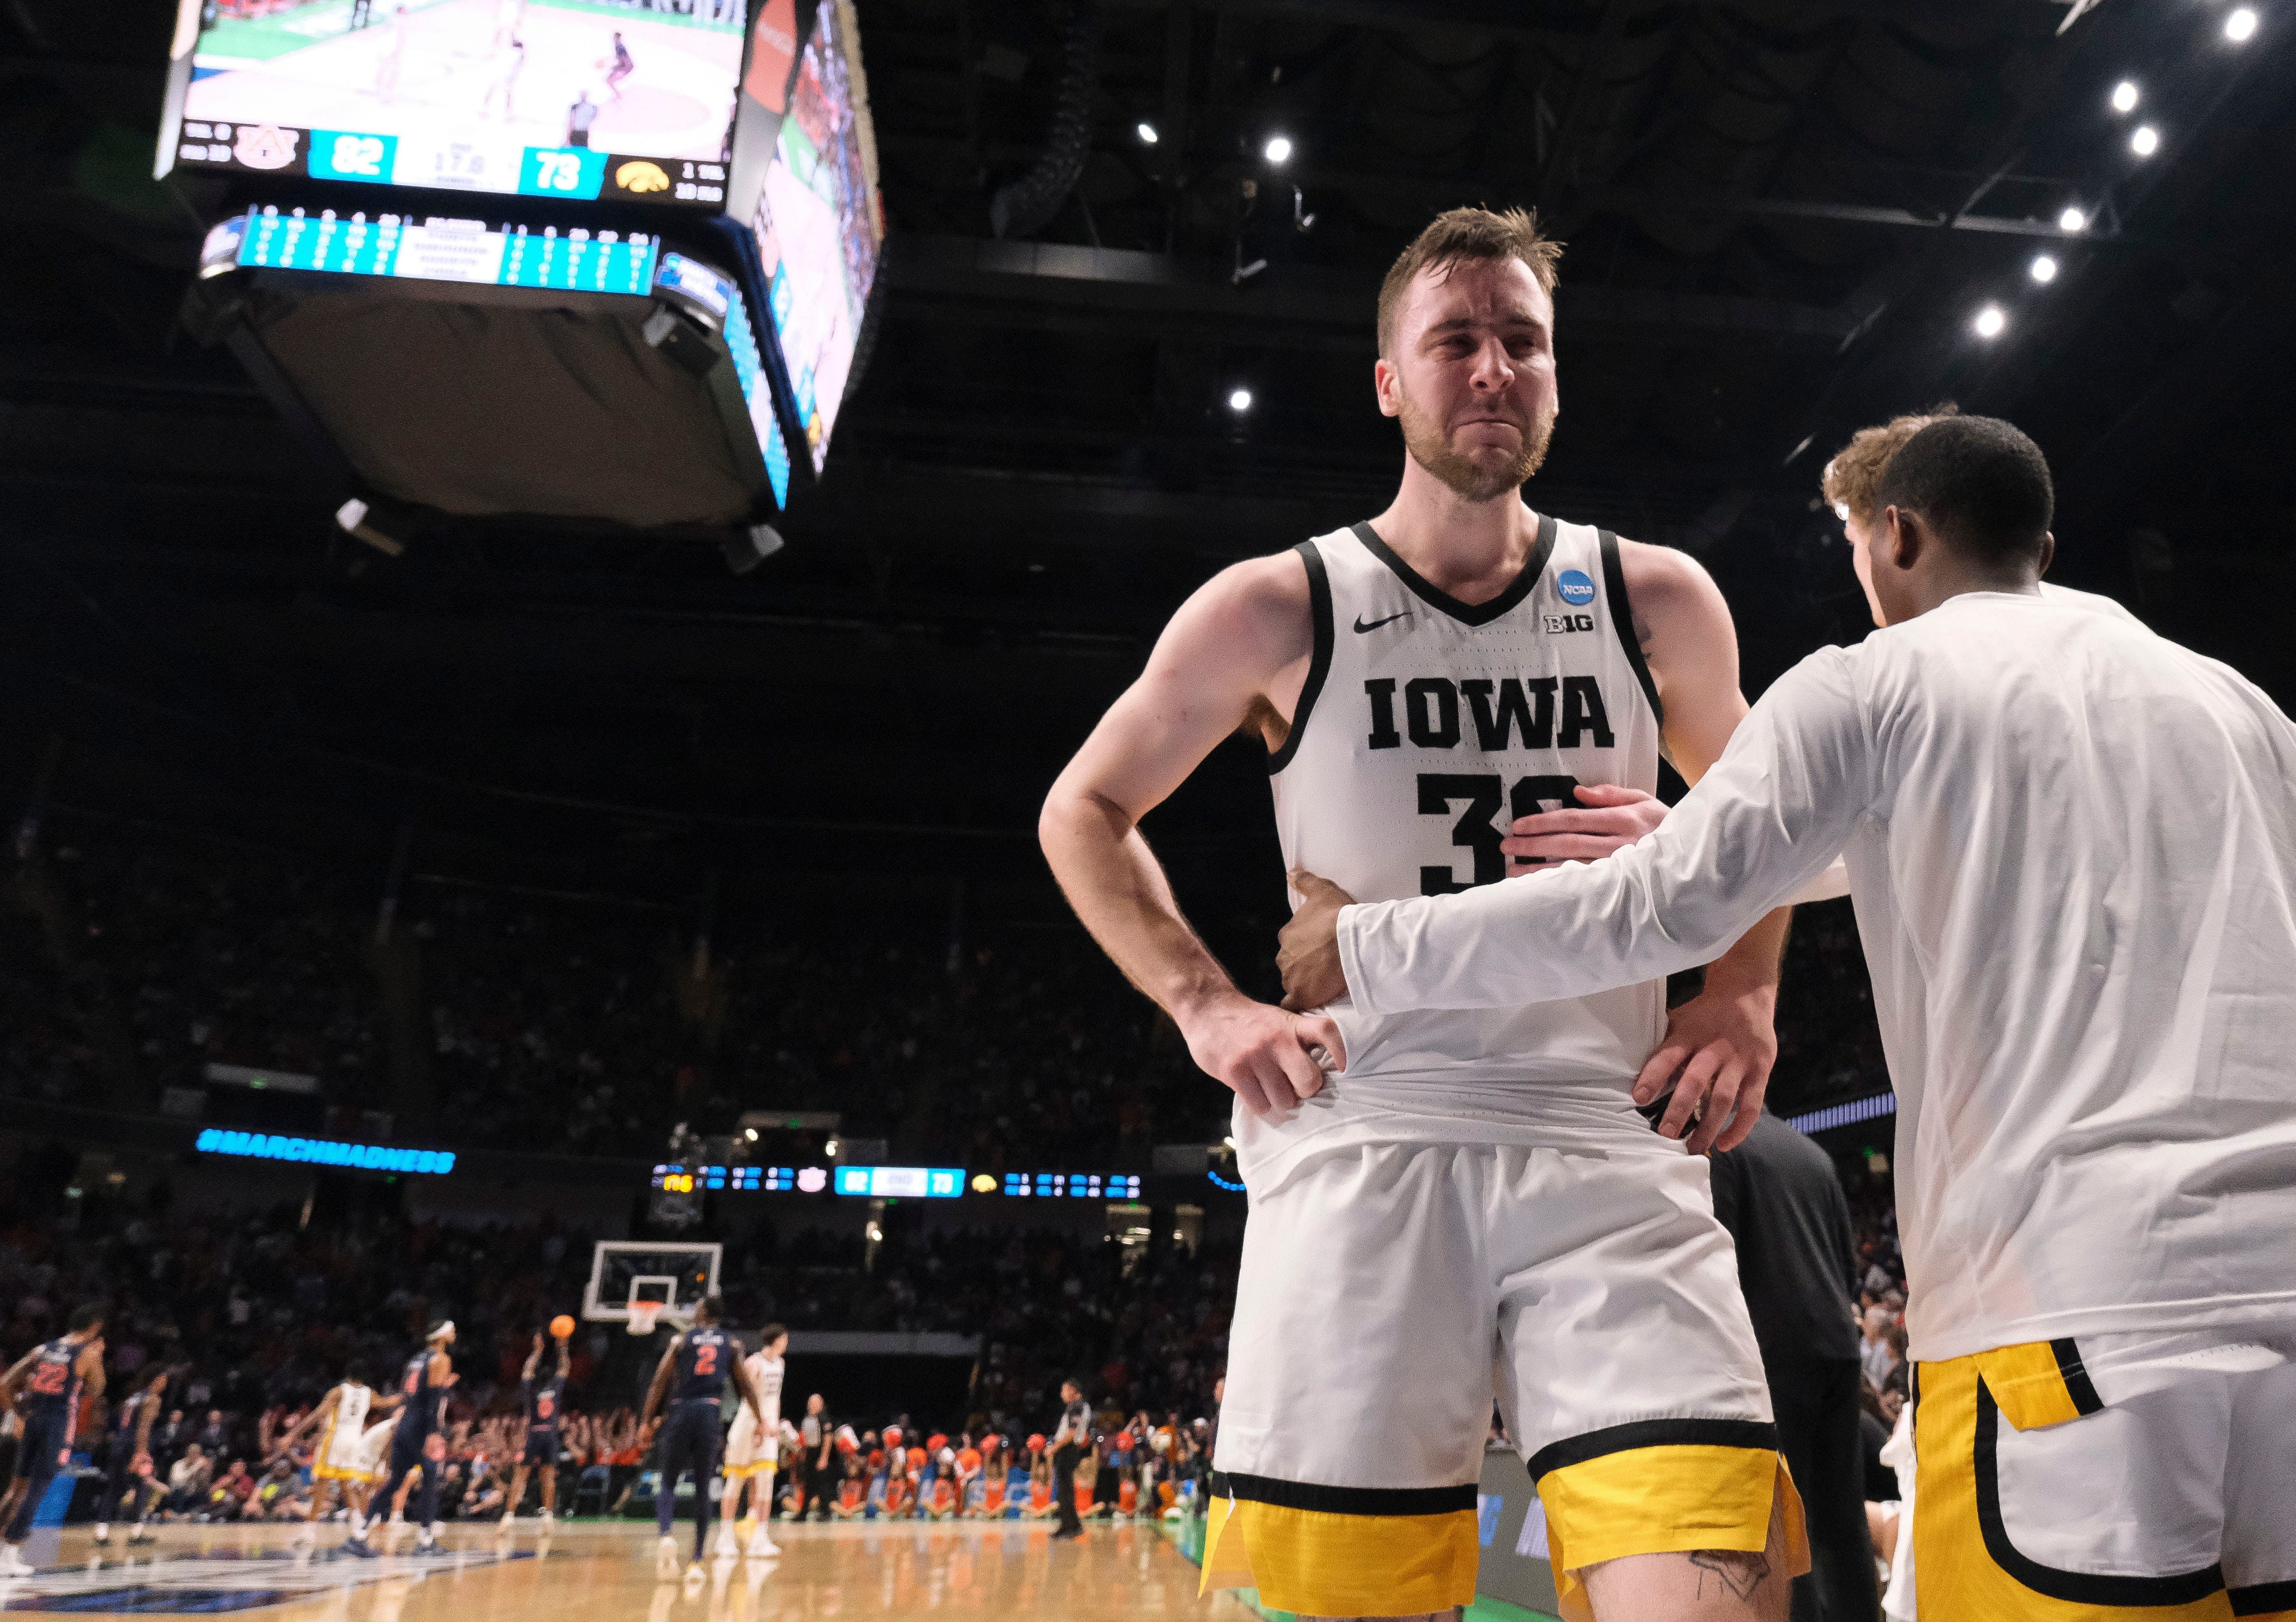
[1159,547,1318,665]
[1610,534,1724,618]
[1191,547,1316,621]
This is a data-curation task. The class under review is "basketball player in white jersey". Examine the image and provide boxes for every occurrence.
[1041,206,1809,1622]
[347,1409,400,1553]
[1281,413,2296,1622]
[714,1324,787,1559]
[272,1361,401,1547]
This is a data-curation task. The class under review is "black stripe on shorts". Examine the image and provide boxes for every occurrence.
[2049,1337,2105,1416]
[2232,1579,2296,1616]
[1216,1471,1478,1517]
[1527,1417,1778,1483]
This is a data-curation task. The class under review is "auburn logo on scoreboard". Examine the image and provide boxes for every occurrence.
[615,160,671,193]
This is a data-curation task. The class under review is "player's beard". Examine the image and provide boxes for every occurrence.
[1396,386,1555,503]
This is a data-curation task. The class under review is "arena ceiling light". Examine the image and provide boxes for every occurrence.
[2110,79,2140,113]
[2226,8,2260,42]
[2059,205,2089,233]
[2030,254,2060,283]
[1228,386,1255,412]
[2130,124,2161,157]
[1136,121,1159,145]
[1974,305,2008,340]
[1263,135,1294,165]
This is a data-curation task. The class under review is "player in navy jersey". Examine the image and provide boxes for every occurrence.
[384,1320,456,1553]
[0,1304,106,1577]
[93,1367,168,1547]
[638,1296,769,1583]
[504,1332,570,1524]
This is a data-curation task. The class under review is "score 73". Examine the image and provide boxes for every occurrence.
[533,151,588,191]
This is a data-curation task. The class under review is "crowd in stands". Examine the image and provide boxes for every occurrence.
[1,825,1890,1166]
[0,1153,1238,1525]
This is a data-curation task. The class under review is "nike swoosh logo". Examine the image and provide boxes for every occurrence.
[1353,610,1412,633]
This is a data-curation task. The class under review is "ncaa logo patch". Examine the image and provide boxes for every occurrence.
[1556,569,1596,606]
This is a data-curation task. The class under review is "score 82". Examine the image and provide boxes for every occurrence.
[329,134,387,178]
[533,151,587,192]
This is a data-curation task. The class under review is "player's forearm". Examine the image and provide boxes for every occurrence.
[1040,790,1239,1024]
[1702,906,1790,1000]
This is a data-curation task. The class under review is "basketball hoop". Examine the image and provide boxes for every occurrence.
[626,1301,665,1336]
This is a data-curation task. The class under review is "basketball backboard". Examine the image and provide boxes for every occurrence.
[582,1240,722,1328]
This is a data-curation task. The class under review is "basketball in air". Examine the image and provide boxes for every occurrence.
[550,1313,576,1339]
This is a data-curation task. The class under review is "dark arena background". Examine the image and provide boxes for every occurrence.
[2,0,2293,1618]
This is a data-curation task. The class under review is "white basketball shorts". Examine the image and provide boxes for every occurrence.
[1203,1136,1805,1620]
[724,1408,779,1477]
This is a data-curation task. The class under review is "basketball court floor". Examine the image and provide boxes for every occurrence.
[0,1519,1253,1620]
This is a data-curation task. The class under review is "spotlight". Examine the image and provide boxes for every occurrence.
[1228,387,1254,412]
[1973,305,2007,340]
[2130,124,2160,157]
[1136,121,1159,145]
[1263,135,1293,165]
[2110,80,2140,113]
[2226,7,2258,42]
[2058,205,2088,233]
[2029,254,2059,283]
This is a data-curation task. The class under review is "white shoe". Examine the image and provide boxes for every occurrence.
[538,1508,554,1524]
[0,1546,36,1578]
[711,1524,738,1559]
[92,1524,110,1545]
[746,1530,779,1558]
[388,1512,405,1527]
[683,1562,705,1589]
[654,1536,680,1580]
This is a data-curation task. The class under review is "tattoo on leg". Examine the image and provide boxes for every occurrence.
[1689,1549,1771,1603]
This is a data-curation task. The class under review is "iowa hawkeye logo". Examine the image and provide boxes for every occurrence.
[615,160,671,193]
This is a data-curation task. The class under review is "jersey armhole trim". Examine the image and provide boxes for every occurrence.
[1598,529,1664,731]
[1266,540,1333,776]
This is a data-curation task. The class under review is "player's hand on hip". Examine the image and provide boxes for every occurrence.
[1276,869,1355,1015]
[1502,782,1665,874]
[1634,979,1778,1155]
[1178,986,1345,1117]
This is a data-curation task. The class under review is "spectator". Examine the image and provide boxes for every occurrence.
[1859,1306,1897,1391]
[162,1443,212,1517]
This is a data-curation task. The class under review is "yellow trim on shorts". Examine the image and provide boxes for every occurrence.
[1538,1443,1806,1622]
[1972,1339,2097,1432]
[312,1463,362,1483]
[1914,1347,2232,1621]
[1198,1490,1478,1615]
[722,1461,776,1480]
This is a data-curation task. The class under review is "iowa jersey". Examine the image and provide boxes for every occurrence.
[1270,516,1666,1089]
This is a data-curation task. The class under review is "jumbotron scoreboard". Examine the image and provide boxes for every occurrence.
[156,0,885,525]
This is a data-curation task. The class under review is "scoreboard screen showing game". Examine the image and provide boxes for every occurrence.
[165,0,746,207]
[750,0,881,473]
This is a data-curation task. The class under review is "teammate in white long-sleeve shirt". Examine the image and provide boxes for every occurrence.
[1279,414,2296,1622]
